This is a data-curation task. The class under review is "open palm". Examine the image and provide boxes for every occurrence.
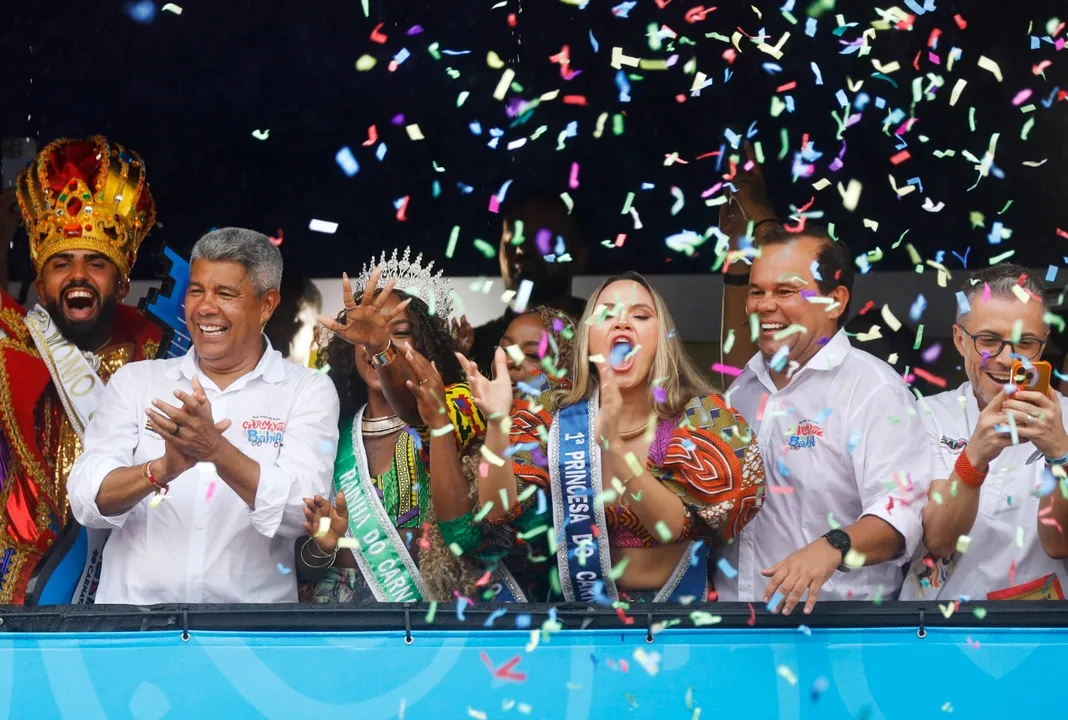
[456,348,513,418]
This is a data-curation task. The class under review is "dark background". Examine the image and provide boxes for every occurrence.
[2,0,1066,282]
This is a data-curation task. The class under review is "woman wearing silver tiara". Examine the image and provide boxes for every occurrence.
[295,249,525,603]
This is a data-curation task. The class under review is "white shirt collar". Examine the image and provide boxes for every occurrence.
[166,335,286,386]
[747,327,852,391]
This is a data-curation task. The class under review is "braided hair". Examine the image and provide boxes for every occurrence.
[318,289,464,421]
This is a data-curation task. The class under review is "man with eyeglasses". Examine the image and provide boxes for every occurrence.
[904,263,1068,601]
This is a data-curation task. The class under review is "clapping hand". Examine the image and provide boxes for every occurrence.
[302,492,349,553]
[146,375,232,480]
[456,347,513,418]
[404,343,449,430]
[317,266,411,354]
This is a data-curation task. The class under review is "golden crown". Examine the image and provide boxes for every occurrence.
[16,135,156,278]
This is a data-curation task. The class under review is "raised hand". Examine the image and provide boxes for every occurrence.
[317,266,411,354]
[1005,386,1068,461]
[450,315,475,355]
[456,347,513,418]
[146,374,232,470]
[404,343,449,430]
[718,142,777,242]
[302,492,349,553]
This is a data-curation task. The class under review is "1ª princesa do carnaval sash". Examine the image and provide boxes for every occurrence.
[336,409,526,603]
[549,394,709,603]
[23,304,111,604]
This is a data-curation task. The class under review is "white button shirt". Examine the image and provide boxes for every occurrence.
[68,340,339,604]
[901,382,1068,600]
[716,330,934,602]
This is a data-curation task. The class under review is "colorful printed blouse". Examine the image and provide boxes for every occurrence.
[311,383,485,604]
[440,378,766,574]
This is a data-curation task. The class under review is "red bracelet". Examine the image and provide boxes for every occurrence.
[144,461,168,494]
[954,450,987,489]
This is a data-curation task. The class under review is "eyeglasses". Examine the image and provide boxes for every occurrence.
[955,325,1046,360]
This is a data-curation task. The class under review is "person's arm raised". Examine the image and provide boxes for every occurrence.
[317,266,421,426]
[457,349,517,520]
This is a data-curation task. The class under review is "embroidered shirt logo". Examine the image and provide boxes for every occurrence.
[243,416,285,448]
[940,435,967,453]
[785,420,823,451]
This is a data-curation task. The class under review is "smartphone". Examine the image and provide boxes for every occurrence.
[1010,360,1051,396]
[2,137,37,189]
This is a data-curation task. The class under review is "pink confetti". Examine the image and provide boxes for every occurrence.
[982,282,991,303]
[537,330,549,359]
[488,195,501,213]
[966,637,981,650]
[1011,89,1033,106]
[205,481,216,501]
[569,162,580,189]
[768,486,795,494]
[927,52,940,65]
[711,362,743,377]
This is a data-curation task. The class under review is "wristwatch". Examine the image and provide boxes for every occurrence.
[822,529,852,573]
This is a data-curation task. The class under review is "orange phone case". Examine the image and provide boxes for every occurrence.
[1010,360,1051,395]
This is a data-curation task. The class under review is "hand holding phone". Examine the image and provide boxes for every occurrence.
[1010,360,1051,396]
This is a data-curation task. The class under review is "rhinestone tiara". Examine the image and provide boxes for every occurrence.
[353,247,455,318]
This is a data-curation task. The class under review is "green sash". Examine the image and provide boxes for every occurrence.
[334,409,424,603]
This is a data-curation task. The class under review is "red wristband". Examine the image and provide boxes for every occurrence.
[954,450,986,489]
[145,461,168,494]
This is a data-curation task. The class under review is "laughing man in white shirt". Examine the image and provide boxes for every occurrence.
[904,264,1068,601]
[718,226,932,614]
[68,228,340,604]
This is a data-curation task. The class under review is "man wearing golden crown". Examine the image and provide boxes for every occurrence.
[0,136,163,604]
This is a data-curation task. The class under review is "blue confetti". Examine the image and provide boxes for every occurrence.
[615,70,632,103]
[375,143,387,161]
[766,591,784,612]
[484,607,507,627]
[846,428,862,455]
[762,62,783,75]
[956,290,974,314]
[874,96,886,109]
[124,0,157,24]
[536,488,548,516]
[770,345,790,372]
[392,48,411,66]
[589,29,599,53]
[835,89,849,107]
[1030,36,1040,50]
[903,0,927,15]
[776,456,791,478]
[1042,87,1061,108]
[906,176,924,193]
[334,146,359,177]
[909,294,927,323]
[810,62,824,85]
[717,558,738,579]
[276,563,292,575]
[987,221,1005,245]
[611,1,636,17]
[457,182,474,194]
[810,259,822,281]
[469,121,483,135]
[688,541,705,567]
[456,597,467,621]
[1046,265,1058,283]
[951,247,970,268]
[440,49,471,56]
[805,17,818,37]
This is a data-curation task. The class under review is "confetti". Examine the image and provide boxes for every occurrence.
[308,219,338,234]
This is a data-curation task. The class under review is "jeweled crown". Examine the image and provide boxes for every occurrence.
[354,247,454,318]
[16,136,156,278]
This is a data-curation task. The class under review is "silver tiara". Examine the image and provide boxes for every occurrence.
[354,247,454,318]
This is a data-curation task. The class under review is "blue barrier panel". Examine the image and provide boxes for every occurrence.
[0,625,1064,719]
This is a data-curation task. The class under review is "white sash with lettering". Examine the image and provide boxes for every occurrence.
[23,304,110,604]
[23,304,107,437]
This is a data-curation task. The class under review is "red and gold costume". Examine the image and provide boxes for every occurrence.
[0,136,161,603]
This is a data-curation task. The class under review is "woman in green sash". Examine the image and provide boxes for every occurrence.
[448,272,766,603]
[295,249,503,603]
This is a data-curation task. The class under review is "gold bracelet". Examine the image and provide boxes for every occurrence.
[301,537,337,568]
[369,340,397,368]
